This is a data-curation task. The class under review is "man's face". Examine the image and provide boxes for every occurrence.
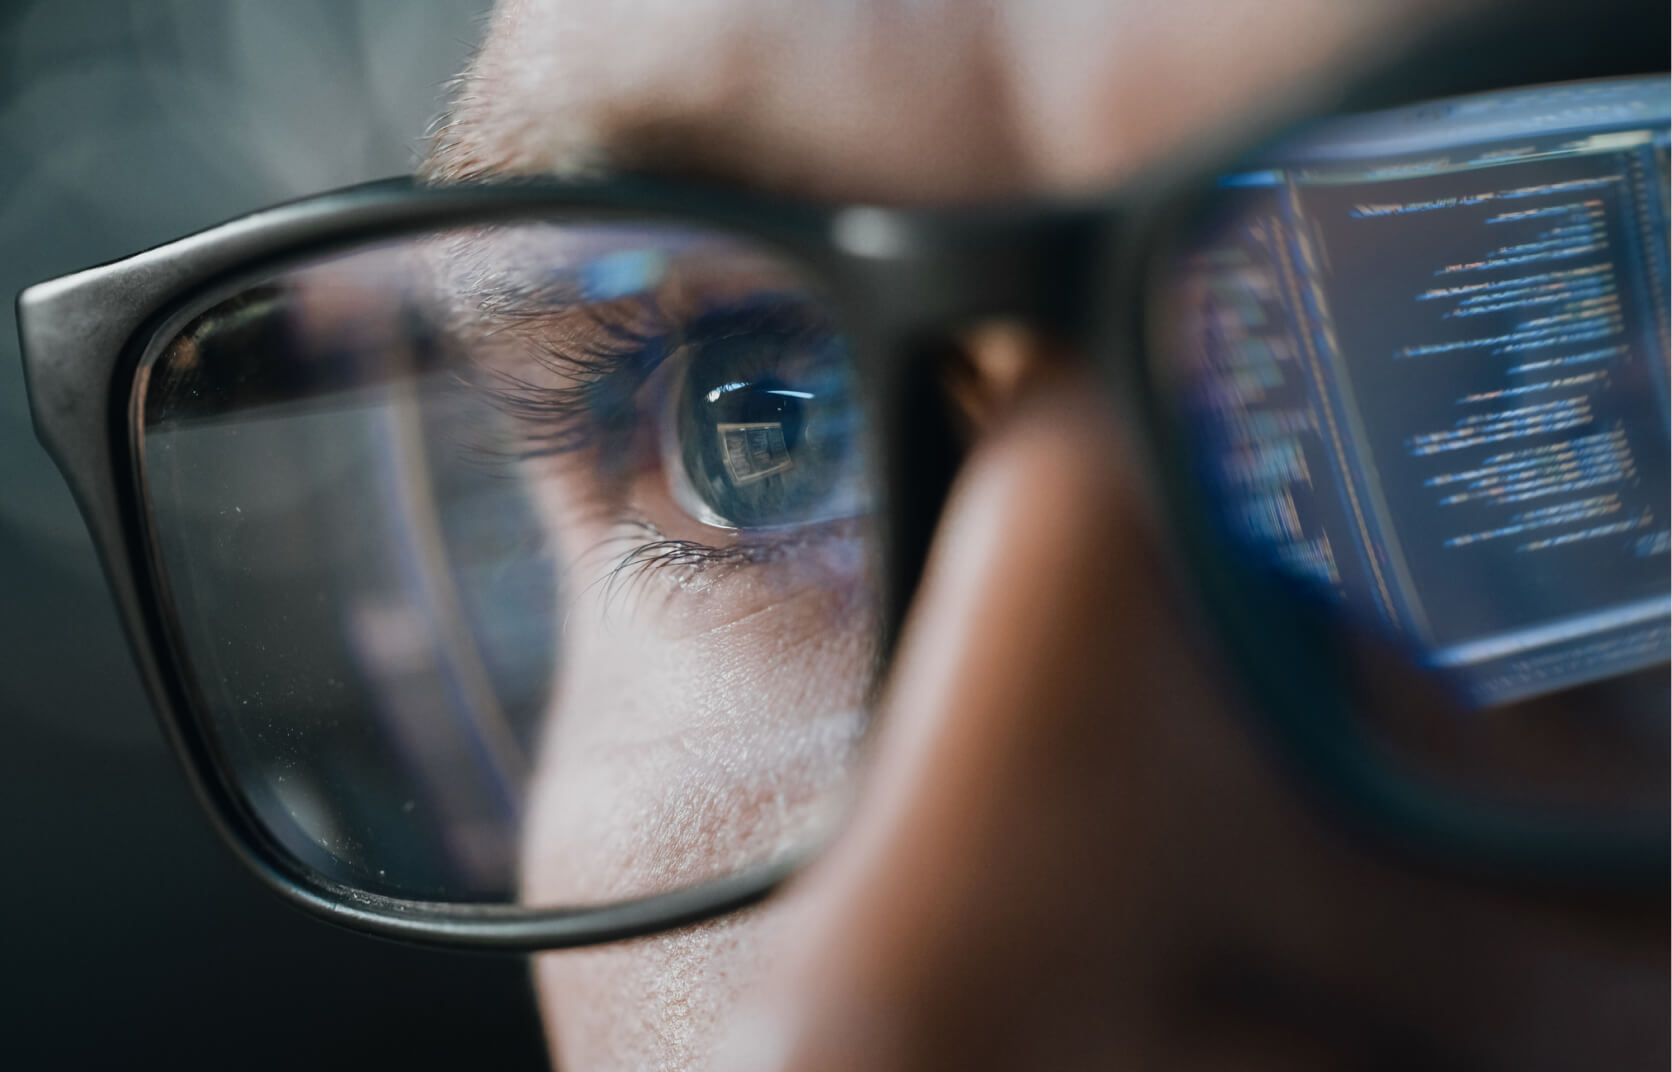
[432,1,1668,1068]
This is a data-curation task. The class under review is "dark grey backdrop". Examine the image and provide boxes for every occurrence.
[0,1,548,1067]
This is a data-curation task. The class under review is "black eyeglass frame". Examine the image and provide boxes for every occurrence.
[17,1,1670,950]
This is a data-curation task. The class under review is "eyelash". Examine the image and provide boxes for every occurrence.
[591,513,863,610]
[590,517,771,605]
[477,296,669,462]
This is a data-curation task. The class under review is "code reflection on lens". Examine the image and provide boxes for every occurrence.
[1154,76,1670,813]
[137,221,879,908]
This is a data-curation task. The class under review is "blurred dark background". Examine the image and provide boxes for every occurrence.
[0,1,548,1067]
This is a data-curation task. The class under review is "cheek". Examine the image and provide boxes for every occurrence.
[532,902,797,1072]
[512,446,879,1063]
[516,464,876,907]
[519,612,868,906]
[516,577,868,1065]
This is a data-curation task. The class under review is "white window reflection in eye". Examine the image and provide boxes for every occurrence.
[718,421,795,485]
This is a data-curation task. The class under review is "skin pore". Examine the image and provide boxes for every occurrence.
[428,1,1669,1069]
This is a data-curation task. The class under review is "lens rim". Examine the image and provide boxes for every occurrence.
[19,182,908,947]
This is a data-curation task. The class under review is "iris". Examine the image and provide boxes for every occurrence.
[664,304,868,531]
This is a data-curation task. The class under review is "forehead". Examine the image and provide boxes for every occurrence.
[432,0,1458,200]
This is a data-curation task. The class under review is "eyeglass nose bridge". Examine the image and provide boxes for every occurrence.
[817,203,1139,675]
[825,202,1124,345]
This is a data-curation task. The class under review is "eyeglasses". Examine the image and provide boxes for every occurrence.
[18,4,1669,950]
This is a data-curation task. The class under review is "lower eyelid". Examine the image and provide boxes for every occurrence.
[598,511,868,593]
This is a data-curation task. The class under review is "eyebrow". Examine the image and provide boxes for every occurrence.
[411,3,1028,201]
[421,96,746,189]
[420,49,621,187]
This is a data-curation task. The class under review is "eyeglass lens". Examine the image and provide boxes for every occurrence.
[139,222,880,905]
[1153,76,1670,818]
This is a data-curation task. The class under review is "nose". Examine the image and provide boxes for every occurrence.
[725,335,1225,1070]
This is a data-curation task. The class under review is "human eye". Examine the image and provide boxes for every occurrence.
[470,236,874,606]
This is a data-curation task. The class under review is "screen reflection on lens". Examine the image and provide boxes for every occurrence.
[1153,76,1670,815]
[139,221,879,907]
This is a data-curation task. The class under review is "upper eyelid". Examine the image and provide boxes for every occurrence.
[462,288,831,460]
[463,297,669,459]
